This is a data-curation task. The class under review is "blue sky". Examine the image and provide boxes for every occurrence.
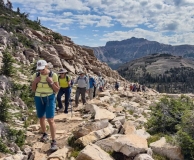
[8,0,194,47]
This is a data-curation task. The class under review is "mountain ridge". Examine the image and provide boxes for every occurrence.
[87,37,194,69]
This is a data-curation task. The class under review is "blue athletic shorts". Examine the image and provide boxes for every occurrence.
[34,94,56,118]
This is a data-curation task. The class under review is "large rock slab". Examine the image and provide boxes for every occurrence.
[112,134,148,156]
[73,119,109,138]
[98,91,111,97]
[34,151,46,160]
[111,116,125,125]
[95,135,118,152]
[95,108,115,121]
[76,125,115,146]
[61,59,75,73]
[39,47,62,67]
[76,143,114,160]
[135,129,151,139]
[54,44,74,59]
[122,120,136,135]
[84,104,115,120]
[134,154,154,160]
[48,146,70,160]
[150,137,184,160]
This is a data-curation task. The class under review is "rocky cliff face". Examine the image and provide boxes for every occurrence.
[89,37,194,69]
[0,28,123,83]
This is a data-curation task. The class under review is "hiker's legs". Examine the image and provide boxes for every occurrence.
[34,96,47,133]
[75,88,81,106]
[80,88,86,104]
[64,87,70,113]
[89,87,94,100]
[46,94,56,140]
[57,88,64,109]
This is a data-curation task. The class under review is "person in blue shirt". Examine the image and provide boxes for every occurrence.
[88,74,96,100]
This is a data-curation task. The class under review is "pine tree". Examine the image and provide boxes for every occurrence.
[17,7,20,14]
[1,51,15,76]
[0,0,4,7]
[0,95,10,122]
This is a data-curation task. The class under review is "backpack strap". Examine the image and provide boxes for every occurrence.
[49,71,53,77]
[36,71,53,77]
[66,75,69,82]
[77,76,87,83]
[36,72,40,77]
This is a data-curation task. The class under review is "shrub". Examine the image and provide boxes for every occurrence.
[0,94,11,122]
[147,96,194,134]
[147,95,194,159]
[1,51,15,76]
[177,110,194,159]
[16,34,33,48]
[7,128,25,147]
[0,138,10,153]
[12,83,34,108]
[52,32,63,41]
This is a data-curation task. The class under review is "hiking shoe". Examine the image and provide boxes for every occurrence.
[58,107,64,112]
[40,133,48,142]
[50,140,58,151]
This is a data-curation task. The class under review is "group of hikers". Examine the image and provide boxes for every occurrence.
[31,60,147,151]
[31,60,106,151]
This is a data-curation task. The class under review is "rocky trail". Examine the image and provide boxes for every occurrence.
[0,85,185,160]
[18,88,161,160]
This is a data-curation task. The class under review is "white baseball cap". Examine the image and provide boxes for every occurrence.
[36,60,47,70]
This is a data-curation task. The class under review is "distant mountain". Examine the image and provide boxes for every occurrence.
[117,53,194,93]
[87,37,194,69]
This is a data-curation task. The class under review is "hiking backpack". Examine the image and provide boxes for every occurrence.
[35,70,55,92]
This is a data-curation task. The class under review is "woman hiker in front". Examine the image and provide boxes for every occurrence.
[31,60,60,151]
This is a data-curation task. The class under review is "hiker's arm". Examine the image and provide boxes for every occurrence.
[31,76,41,92]
[46,76,60,93]
[86,78,90,90]
[51,82,60,93]
[74,77,78,84]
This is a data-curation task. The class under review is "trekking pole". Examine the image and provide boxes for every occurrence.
[69,97,73,118]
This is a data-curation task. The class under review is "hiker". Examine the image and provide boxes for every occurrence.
[74,70,89,107]
[142,85,146,92]
[93,77,97,98]
[88,74,96,100]
[102,78,106,90]
[115,81,119,91]
[129,84,133,91]
[57,68,71,114]
[133,84,136,92]
[98,73,104,92]
[31,60,59,151]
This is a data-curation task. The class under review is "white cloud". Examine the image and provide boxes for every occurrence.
[11,0,194,46]
[100,28,194,45]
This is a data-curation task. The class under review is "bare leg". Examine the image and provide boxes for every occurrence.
[47,118,56,140]
[40,117,46,133]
